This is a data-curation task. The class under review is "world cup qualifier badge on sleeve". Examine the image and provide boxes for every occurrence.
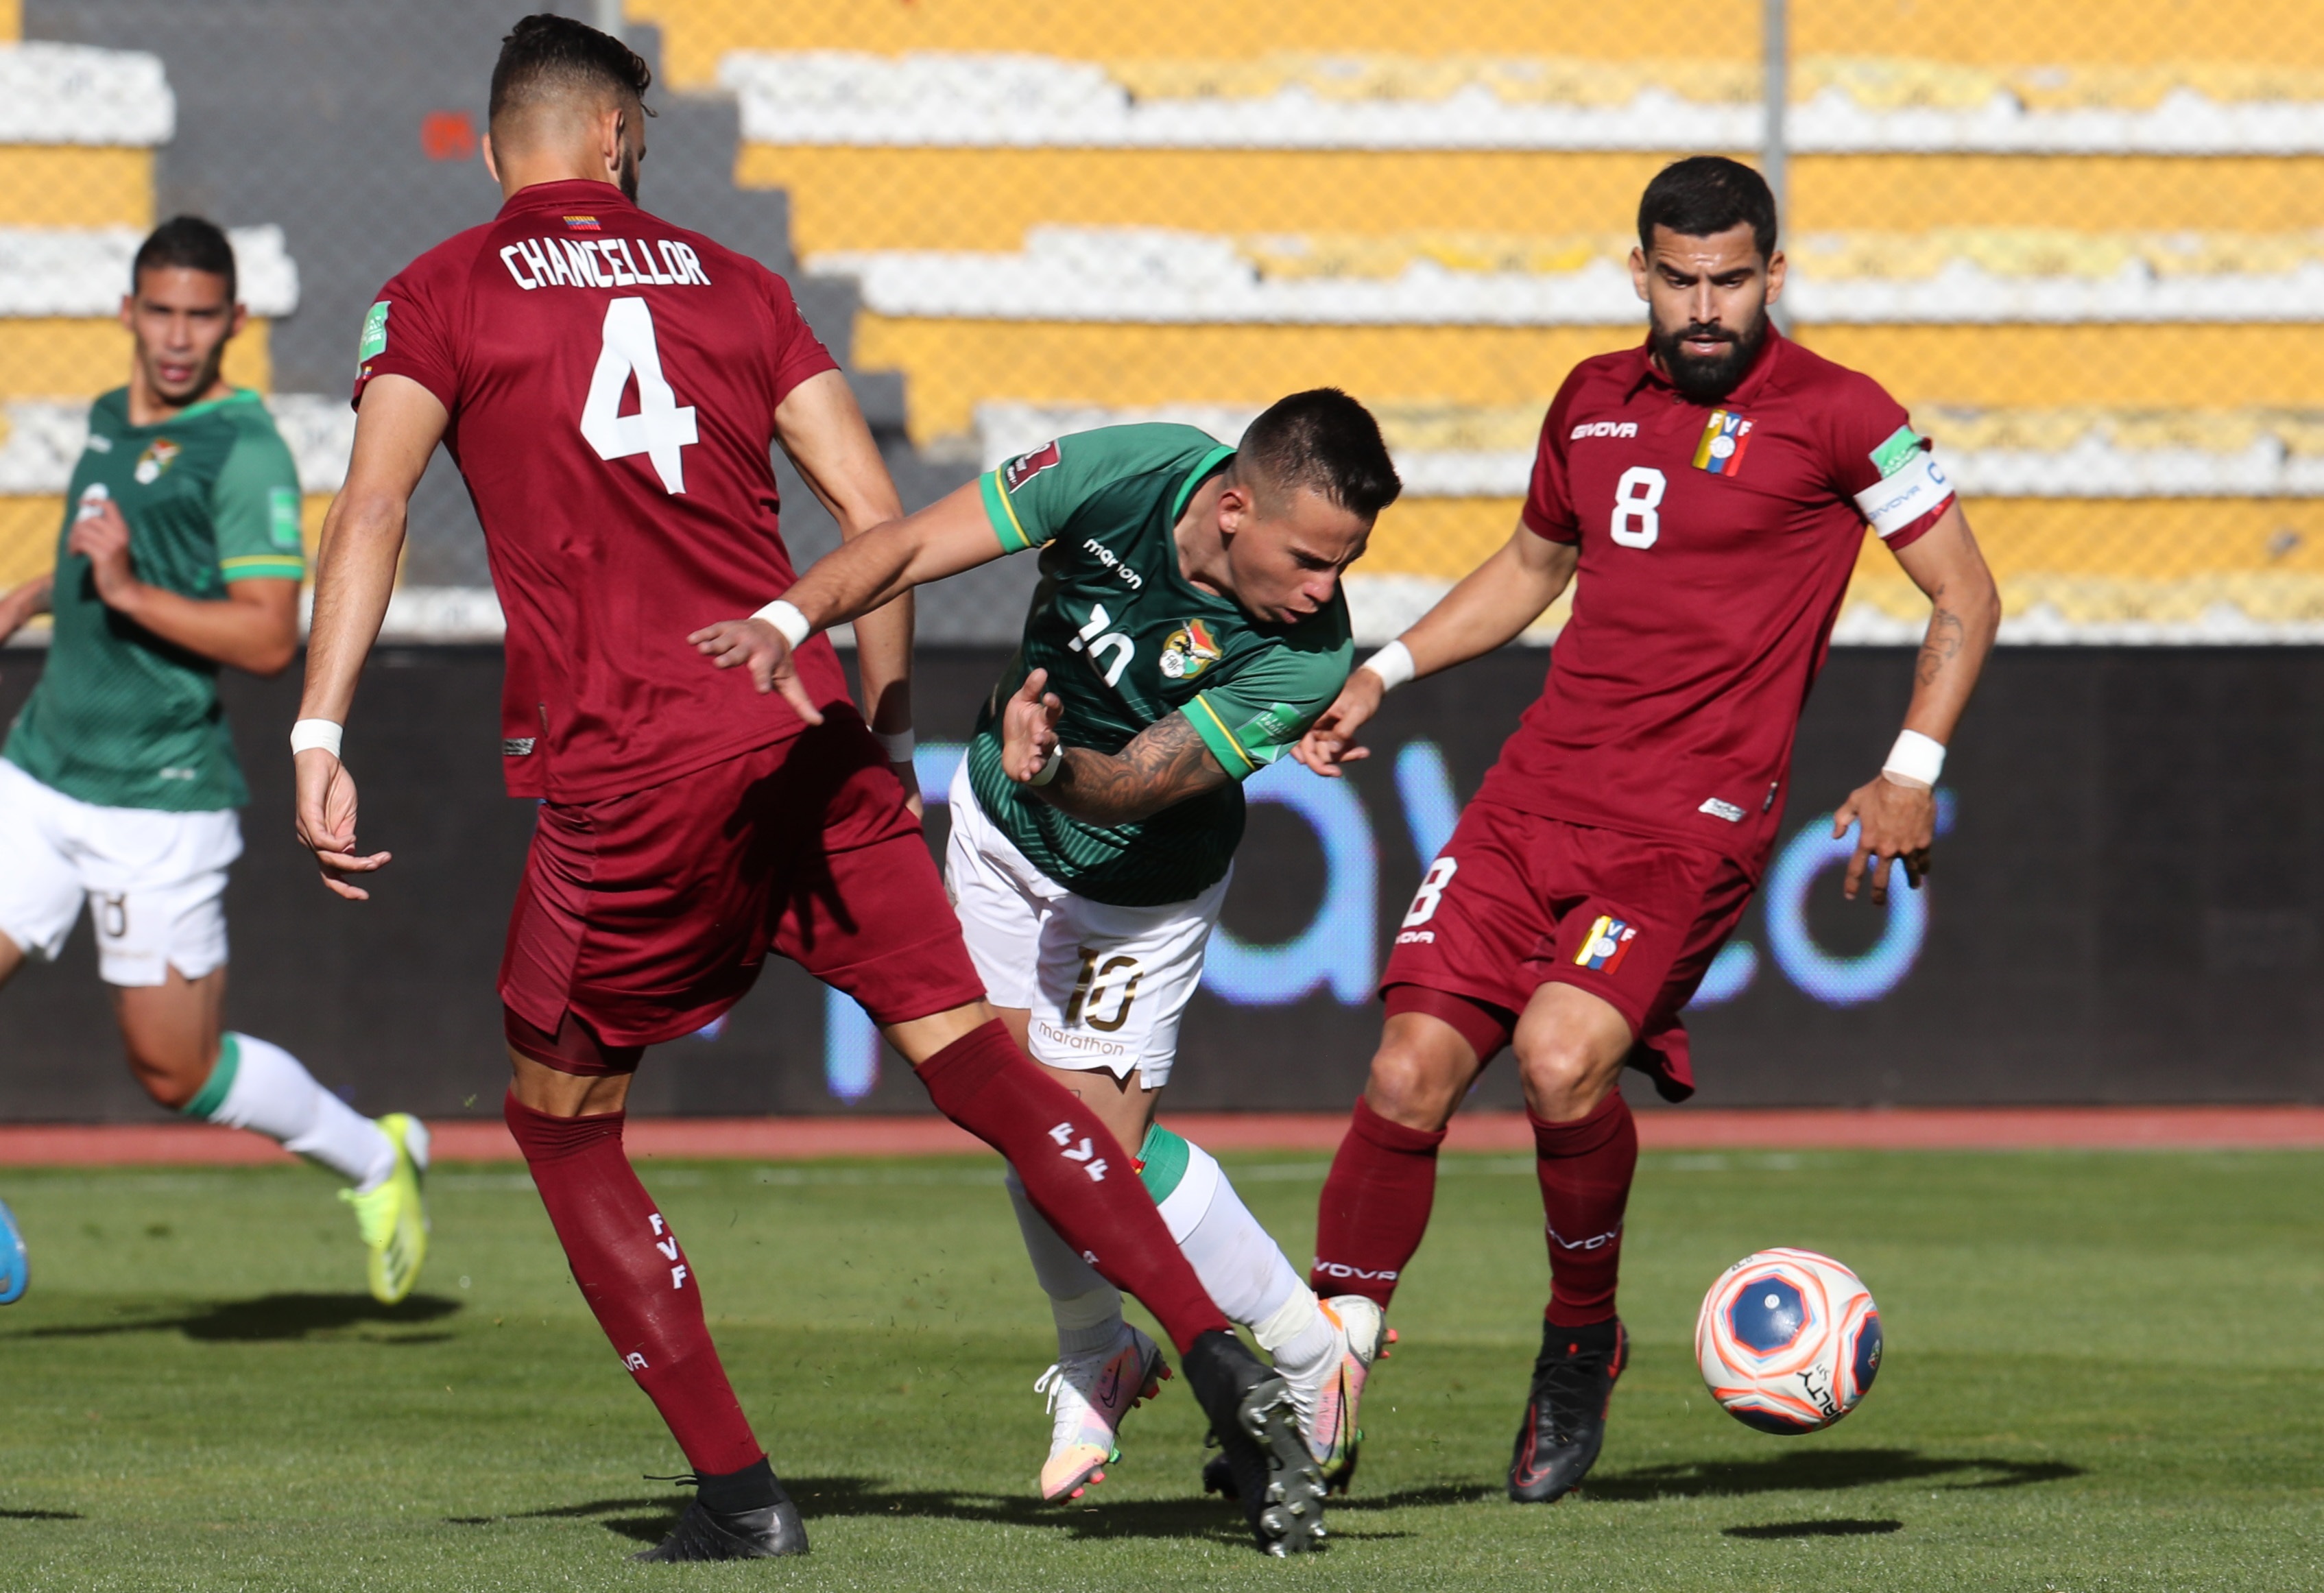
[1693,410,1753,476]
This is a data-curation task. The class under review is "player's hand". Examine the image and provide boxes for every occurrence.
[1001,669,1065,783]
[687,616,826,727]
[294,750,392,901]
[65,497,139,610]
[1293,670,1387,777]
[1834,773,1934,906]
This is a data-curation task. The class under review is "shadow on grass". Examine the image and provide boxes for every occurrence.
[1591,1448,2080,1501]
[12,1292,460,1343]
[0,1509,82,1521]
[448,1477,1415,1546]
[1726,1518,1904,1540]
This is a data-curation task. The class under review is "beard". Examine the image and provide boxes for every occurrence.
[1650,310,1767,405]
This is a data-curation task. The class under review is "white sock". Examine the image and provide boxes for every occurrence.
[1147,1130,1333,1372]
[197,1033,396,1190]
[1005,1169,1126,1357]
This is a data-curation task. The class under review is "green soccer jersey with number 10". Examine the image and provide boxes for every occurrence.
[967,423,1355,907]
[3,387,306,812]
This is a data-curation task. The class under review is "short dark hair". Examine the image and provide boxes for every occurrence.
[1236,389,1402,520]
[489,13,654,126]
[132,215,236,301]
[1638,156,1778,261]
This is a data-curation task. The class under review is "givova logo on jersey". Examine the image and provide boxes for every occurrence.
[1158,619,1222,680]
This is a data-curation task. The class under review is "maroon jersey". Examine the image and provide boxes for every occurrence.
[352,178,848,801]
[1476,328,1954,873]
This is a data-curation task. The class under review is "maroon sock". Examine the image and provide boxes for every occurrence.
[1310,1097,1448,1309]
[503,1093,764,1476]
[1531,1090,1638,1327]
[915,1020,1231,1354]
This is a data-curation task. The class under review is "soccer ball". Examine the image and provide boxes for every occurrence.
[1694,1247,1882,1434]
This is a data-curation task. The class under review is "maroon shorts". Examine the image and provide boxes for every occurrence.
[499,707,985,1057]
[1380,801,1756,1101]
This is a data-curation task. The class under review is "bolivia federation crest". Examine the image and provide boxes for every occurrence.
[1158,618,1223,680]
[1693,409,1753,476]
[133,438,181,484]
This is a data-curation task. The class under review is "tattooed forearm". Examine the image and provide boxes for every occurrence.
[1042,712,1231,824]
[1916,604,1965,687]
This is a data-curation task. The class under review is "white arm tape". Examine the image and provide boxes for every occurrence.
[750,598,812,649]
[290,719,344,759]
[1027,745,1064,787]
[1854,449,1955,540]
[1361,638,1417,693]
[1882,728,1945,789]
[875,728,915,762]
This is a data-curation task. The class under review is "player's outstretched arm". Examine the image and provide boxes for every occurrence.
[293,374,447,901]
[1833,502,2000,905]
[687,477,1004,718]
[771,370,920,804]
[1295,523,1578,776]
[996,669,1232,825]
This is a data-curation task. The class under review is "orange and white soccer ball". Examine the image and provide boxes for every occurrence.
[1694,1247,1882,1434]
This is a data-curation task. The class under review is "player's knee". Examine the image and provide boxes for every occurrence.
[124,1040,209,1110]
[1513,1028,1620,1117]
[1365,1035,1466,1129]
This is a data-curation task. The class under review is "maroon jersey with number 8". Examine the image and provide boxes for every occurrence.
[1478,328,1954,874]
[352,178,849,802]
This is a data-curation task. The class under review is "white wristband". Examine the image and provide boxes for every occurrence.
[290,719,344,759]
[1882,728,1945,789]
[1027,745,1064,787]
[875,728,915,763]
[751,598,812,649]
[1361,638,1416,693]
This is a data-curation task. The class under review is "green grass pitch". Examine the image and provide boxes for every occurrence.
[0,1146,2318,1590]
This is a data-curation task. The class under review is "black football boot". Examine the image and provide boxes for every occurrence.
[632,1461,808,1561]
[1506,1317,1627,1504]
[1181,1329,1329,1555]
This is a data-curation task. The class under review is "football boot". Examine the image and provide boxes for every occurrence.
[0,1196,25,1304]
[1182,1329,1329,1555]
[632,1492,808,1561]
[1032,1322,1169,1501]
[339,1113,429,1305]
[1507,1317,1627,1503]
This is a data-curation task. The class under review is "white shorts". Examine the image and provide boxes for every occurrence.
[944,758,1227,1090]
[0,758,241,987]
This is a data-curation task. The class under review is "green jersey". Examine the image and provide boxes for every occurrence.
[4,387,305,811]
[967,424,1354,907]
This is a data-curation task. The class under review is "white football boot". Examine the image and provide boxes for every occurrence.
[1031,1322,1169,1501]
[1295,1296,1394,1492]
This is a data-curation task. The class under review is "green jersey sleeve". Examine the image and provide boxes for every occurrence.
[978,424,1235,555]
[211,414,307,584]
[1182,628,1354,780]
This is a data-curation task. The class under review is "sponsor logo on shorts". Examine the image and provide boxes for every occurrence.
[1699,795,1746,822]
[1693,409,1753,476]
[1004,439,1062,492]
[1034,1019,1130,1059]
[1575,914,1638,973]
[1570,420,1638,440]
[1158,618,1223,680]
[1395,929,1435,944]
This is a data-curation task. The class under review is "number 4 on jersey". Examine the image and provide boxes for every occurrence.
[580,296,698,494]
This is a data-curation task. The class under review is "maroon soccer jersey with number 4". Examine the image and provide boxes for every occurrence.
[353,178,850,802]
[1478,327,1954,874]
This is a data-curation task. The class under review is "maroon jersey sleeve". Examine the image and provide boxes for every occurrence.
[755,263,839,405]
[349,236,475,414]
[1520,368,1591,544]
[1821,372,1954,553]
